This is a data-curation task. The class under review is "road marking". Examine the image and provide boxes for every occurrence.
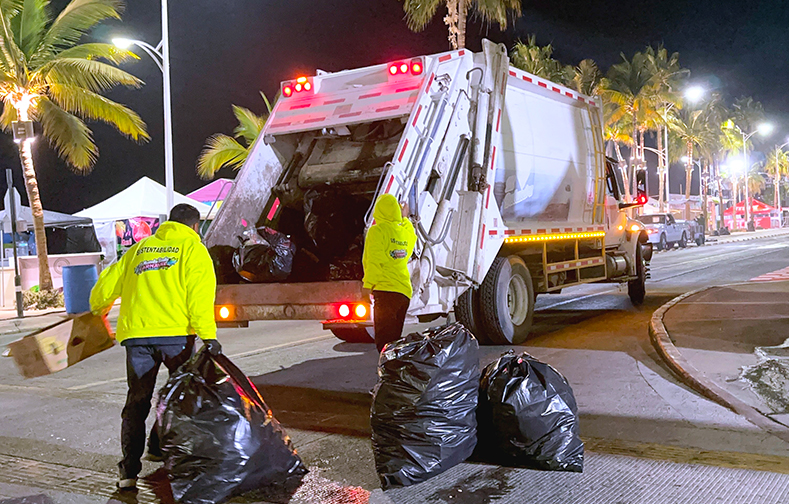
[751,266,789,282]
[538,288,616,310]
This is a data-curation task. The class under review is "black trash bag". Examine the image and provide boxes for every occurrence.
[209,245,243,284]
[371,322,479,488]
[328,240,364,280]
[475,351,584,472]
[232,227,296,283]
[303,189,365,260]
[156,349,308,504]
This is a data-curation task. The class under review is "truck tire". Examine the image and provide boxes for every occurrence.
[331,327,374,343]
[479,256,534,345]
[658,234,667,251]
[628,244,646,305]
[454,287,493,344]
[679,232,687,248]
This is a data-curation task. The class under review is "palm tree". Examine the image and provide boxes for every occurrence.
[510,35,573,85]
[572,59,602,97]
[0,0,148,292]
[197,93,271,180]
[601,51,657,198]
[644,46,687,212]
[765,148,789,210]
[669,108,716,218]
[399,0,521,50]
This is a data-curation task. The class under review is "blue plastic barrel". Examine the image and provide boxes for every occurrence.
[63,264,99,314]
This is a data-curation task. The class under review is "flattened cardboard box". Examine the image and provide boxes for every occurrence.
[9,313,115,378]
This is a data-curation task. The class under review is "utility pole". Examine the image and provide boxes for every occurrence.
[6,168,23,317]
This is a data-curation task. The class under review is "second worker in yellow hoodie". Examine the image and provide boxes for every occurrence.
[362,194,417,352]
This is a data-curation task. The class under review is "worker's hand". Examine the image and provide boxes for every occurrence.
[401,202,409,219]
[361,287,372,302]
[203,339,222,356]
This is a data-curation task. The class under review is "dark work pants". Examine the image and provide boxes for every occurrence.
[120,341,194,479]
[373,290,411,352]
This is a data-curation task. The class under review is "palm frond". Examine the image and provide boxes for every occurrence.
[0,99,17,128]
[0,4,25,75]
[399,0,442,32]
[474,0,521,28]
[36,95,97,170]
[42,57,142,91]
[36,0,121,54]
[54,42,138,64]
[47,82,148,140]
[15,0,47,58]
[196,134,248,180]
[231,104,265,147]
[259,91,272,113]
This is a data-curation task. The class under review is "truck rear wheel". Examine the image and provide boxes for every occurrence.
[454,287,493,344]
[331,327,374,343]
[479,256,534,345]
[628,244,646,305]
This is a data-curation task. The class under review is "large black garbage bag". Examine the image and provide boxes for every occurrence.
[371,323,479,488]
[232,227,296,282]
[208,245,243,284]
[156,349,308,504]
[476,351,584,472]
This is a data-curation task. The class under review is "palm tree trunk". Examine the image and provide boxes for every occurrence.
[657,125,665,212]
[457,0,467,49]
[684,143,693,220]
[18,140,53,291]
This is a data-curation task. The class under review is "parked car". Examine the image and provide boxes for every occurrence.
[638,213,700,250]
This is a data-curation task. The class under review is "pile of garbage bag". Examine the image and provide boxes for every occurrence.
[156,348,308,504]
[303,189,366,260]
[371,323,479,488]
[232,225,296,283]
[476,351,584,472]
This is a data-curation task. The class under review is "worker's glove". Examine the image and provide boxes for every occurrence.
[203,339,222,356]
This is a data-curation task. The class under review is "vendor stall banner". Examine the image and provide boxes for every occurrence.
[116,217,160,247]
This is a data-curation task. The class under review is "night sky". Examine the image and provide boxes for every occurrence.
[2,0,786,213]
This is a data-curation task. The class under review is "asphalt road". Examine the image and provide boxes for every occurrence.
[3,235,789,503]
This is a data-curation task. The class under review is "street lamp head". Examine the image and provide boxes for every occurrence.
[728,159,746,173]
[684,86,705,103]
[112,37,134,49]
[758,122,774,136]
[681,156,689,163]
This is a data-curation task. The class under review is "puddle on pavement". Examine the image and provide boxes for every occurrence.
[427,466,514,504]
[741,338,789,413]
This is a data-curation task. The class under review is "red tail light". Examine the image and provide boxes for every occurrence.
[283,85,292,97]
[411,60,423,75]
[389,64,398,75]
[638,194,647,205]
[338,304,351,318]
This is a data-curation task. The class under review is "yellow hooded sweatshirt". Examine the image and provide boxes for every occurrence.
[90,221,217,344]
[362,194,417,298]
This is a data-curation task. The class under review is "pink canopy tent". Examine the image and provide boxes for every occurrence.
[187,178,234,205]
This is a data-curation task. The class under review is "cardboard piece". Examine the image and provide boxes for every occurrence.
[9,313,115,378]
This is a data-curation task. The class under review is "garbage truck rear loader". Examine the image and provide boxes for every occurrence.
[205,40,651,344]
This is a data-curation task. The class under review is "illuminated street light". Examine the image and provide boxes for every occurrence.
[684,86,705,103]
[724,121,773,228]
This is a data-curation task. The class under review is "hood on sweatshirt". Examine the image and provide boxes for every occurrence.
[372,194,403,223]
[154,221,199,241]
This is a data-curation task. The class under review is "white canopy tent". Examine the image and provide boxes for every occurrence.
[75,177,212,221]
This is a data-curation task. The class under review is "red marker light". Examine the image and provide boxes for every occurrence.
[283,85,293,97]
[295,83,303,92]
[389,64,398,75]
[400,63,408,74]
[338,304,351,318]
[304,82,311,91]
[411,62,422,75]
[296,76,308,84]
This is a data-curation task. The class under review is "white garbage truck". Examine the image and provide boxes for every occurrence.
[204,39,652,345]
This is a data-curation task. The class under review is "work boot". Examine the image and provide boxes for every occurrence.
[117,468,137,491]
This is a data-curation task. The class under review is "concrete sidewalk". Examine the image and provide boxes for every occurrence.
[651,279,789,441]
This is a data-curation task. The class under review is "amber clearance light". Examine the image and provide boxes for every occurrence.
[505,230,605,244]
[218,306,231,319]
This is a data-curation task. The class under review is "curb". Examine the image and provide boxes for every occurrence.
[649,287,789,443]
[702,230,789,248]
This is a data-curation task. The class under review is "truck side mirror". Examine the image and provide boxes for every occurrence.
[619,169,648,209]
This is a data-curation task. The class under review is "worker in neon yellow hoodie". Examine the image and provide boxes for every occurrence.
[363,194,417,352]
[90,204,219,491]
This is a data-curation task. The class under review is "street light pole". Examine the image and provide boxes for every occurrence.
[161,0,174,212]
[112,0,174,211]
